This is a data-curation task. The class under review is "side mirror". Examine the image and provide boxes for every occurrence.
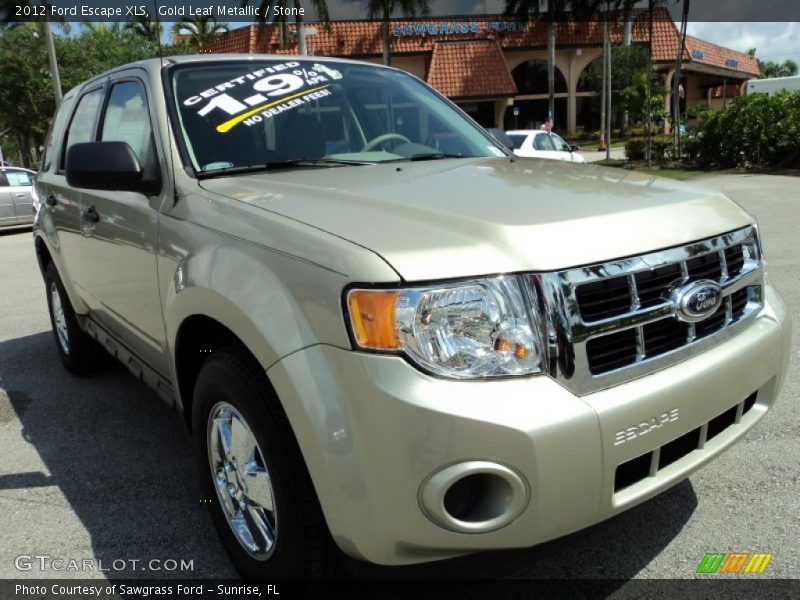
[569,144,581,152]
[486,127,515,151]
[66,141,151,194]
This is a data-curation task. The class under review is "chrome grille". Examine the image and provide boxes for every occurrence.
[533,227,764,395]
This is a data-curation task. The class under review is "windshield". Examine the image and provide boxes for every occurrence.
[169,60,506,174]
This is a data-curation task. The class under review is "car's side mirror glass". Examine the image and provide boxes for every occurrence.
[66,141,154,194]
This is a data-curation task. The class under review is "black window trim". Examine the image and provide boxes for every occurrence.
[57,81,109,174]
[99,71,164,196]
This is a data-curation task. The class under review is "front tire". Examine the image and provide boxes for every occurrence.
[44,262,106,375]
[193,348,342,579]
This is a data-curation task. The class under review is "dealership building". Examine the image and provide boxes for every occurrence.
[205,9,759,134]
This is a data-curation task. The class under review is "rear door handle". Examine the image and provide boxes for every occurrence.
[16,193,27,198]
[45,194,57,207]
[82,206,100,223]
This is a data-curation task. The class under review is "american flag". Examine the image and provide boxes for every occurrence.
[544,111,553,133]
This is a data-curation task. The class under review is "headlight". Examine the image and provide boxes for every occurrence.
[346,276,544,379]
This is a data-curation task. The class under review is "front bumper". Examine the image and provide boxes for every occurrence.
[267,283,791,566]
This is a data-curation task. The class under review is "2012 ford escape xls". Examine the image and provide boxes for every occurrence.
[32,55,791,578]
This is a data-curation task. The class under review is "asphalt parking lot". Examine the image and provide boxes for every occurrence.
[0,173,797,584]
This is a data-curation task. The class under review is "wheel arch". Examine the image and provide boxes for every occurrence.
[170,302,278,432]
[34,234,53,276]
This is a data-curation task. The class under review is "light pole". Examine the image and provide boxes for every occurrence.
[43,20,62,105]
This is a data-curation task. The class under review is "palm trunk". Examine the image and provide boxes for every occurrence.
[547,19,555,125]
[621,5,632,133]
[600,16,607,142]
[382,18,391,66]
[672,0,690,157]
[295,0,307,55]
[622,12,632,46]
[646,0,654,167]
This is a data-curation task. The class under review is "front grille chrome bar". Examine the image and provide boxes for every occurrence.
[530,226,764,396]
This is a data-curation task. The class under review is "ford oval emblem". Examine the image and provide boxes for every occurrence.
[672,280,723,322]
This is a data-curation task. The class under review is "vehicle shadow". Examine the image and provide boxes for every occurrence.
[0,330,237,579]
[0,226,32,238]
[0,331,697,587]
[348,483,697,588]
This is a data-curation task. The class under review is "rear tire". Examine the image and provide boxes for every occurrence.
[44,262,106,375]
[193,347,343,579]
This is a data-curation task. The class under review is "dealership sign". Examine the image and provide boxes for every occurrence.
[393,21,529,37]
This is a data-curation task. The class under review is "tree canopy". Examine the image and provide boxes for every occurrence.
[0,22,188,167]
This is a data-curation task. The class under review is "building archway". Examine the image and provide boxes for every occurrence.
[575,57,603,130]
[511,59,568,95]
[507,60,568,130]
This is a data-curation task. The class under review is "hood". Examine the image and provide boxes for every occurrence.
[199,157,753,281]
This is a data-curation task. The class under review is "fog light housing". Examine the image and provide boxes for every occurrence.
[419,461,529,533]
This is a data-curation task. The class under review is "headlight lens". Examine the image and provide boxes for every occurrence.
[347,276,543,378]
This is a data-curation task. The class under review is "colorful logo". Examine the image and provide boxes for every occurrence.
[696,552,773,574]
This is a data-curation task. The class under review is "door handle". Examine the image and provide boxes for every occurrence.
[82,206,100,223]
[16,193,27,198]
[45,194,57,207]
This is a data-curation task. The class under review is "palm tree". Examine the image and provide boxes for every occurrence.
[268,0,331,54]
[173,16,228,52]
[748,49,799,79]
[238,1,330,54]
[367,0,430,66]
[80,22,125,36]
[125,16,162,44]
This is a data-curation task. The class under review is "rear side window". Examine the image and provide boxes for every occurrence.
[0,173,8,187]
[100,81,153,165]
[533,134,554,151]
[41,96,75,172]
[6,170,32,186]
[62,88,104,168]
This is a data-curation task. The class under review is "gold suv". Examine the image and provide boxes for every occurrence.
[32,55,791,578]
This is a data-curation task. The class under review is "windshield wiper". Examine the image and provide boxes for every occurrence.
[390,152,468,162]
[197,158,373,179]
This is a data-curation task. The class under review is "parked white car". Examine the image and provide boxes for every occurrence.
[506,129,587,163]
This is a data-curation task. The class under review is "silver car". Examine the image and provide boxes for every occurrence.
[0,167,36,228]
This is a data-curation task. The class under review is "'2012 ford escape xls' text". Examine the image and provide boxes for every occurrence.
[32,55,791,578]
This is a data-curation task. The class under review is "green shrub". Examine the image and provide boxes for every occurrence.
[687,91,800,169]
[625,139,645,160]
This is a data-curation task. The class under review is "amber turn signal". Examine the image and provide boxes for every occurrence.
[348,290,401,350]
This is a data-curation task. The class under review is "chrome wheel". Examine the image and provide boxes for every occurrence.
[207,402,277,560]
[50,282,70,354]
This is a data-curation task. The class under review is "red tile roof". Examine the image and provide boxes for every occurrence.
[426,39,517,99]
[684,35,760,77]
[204,9,757,80]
